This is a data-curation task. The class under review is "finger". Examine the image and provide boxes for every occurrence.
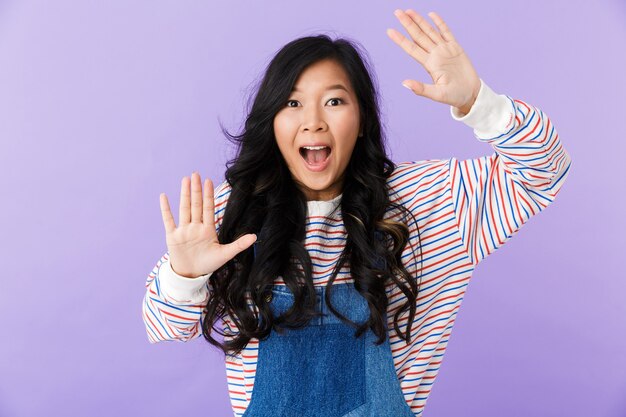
[190,172,203,224]
[203,178,216,232]
[223,233,258,260]
[404,9,445,47]
[386,27,428,66]
[179,176,191,225]
[159,193,177,234]
[402,79,444,103]
[394,9,438,53]
[427,11,457,43]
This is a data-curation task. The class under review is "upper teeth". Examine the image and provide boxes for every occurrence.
[302,146,328,150]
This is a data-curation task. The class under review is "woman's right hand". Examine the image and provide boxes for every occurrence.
[159,172,257,278]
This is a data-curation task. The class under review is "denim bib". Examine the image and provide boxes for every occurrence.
[243,234,413,417]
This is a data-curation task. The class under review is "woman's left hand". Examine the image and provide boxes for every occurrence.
[387,10,482,115]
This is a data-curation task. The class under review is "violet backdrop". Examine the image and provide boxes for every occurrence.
[0,0,624,416]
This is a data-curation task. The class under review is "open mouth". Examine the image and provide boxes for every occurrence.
[299,145,331,166]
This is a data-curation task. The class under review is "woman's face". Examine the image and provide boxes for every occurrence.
[273,59,362,201]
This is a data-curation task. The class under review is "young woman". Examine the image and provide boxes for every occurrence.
[142,9,571,417]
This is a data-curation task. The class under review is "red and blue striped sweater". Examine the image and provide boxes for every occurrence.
[142,78,572,416]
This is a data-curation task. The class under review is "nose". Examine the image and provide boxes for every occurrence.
[301,106,327,133]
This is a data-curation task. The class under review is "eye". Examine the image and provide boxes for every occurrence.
[327,97,344,106]
[286,99,299,108]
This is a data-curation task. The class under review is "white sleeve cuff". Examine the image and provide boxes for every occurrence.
[449,78,516,141]
[158,258,212,303]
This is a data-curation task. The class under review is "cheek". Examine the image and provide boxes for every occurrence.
[273,116,297,147]
[274,139,293,165]
[340,143,358,163]
[334,115,361,144]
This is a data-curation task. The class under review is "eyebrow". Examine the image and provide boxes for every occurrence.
[291,84,349,93]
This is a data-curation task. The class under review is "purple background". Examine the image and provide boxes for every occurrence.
[1,0,624,416]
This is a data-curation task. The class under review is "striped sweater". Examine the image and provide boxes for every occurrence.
[142,78,572,416]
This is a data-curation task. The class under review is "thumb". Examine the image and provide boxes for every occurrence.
[402,80,440,102]
[226,233,258,258]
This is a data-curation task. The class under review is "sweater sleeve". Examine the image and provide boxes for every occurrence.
[447,78,572,266]
[142,179,232,343]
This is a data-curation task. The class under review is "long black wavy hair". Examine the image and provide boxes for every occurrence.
[201,34,423,357]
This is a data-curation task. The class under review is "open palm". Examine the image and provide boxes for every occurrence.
[387,9,482,113]
[159,173,257,278]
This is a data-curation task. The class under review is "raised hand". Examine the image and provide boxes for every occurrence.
[159,172,257,278]
[387,9,482,115]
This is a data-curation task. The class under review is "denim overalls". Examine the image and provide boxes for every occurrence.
[242,235,414,417]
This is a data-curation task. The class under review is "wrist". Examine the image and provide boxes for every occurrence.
[456,83,481,116]
[449,78,516,141]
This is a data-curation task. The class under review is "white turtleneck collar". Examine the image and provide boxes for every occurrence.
[306,193,342,217]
